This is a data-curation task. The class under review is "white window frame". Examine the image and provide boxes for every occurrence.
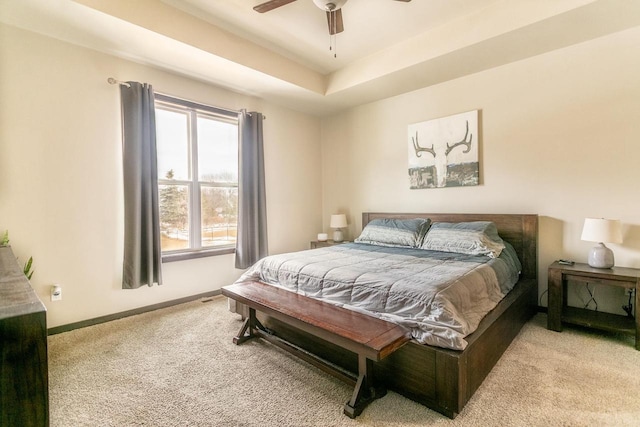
[155,94,239,262]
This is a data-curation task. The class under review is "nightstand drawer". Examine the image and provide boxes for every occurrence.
[564,274,636,289]
[310,240,348,249]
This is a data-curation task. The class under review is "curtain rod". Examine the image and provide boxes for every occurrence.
[108,77,265,119]
[107,77,131,88]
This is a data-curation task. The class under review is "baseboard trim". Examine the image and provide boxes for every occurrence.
[47,289,222,335]
[47,296,546,335]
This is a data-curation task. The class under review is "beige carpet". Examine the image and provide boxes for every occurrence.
[48,295,640,426]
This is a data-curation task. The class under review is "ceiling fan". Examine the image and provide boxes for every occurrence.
[253,0,412,36]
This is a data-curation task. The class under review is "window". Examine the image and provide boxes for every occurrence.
[154,94,238,259]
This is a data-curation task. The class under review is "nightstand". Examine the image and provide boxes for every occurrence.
[547,261,639,350]
[310,240,348,249]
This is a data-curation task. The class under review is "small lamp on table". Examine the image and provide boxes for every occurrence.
[580,218,623,269]
[330,214,348,243]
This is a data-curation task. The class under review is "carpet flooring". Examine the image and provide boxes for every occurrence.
[48,295,640,426]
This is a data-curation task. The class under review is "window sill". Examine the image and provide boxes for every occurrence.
[162,247,235,263]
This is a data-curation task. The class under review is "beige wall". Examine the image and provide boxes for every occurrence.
[321,27,640,313]
[0,24,322,328]
[2,20,639,327]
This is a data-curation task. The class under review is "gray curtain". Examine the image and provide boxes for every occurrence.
[235,110,268,269]
[120,82,163,289]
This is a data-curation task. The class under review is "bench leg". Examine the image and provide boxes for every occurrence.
[343,355,386,418]
[233,308,267,345]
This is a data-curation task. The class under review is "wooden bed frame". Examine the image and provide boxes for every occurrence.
[235,212,538,418]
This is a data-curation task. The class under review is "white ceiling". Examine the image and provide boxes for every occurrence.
[162,0,502,74]
[1,0,640,116]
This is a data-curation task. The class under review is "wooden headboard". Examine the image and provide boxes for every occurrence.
[362,212,538,281]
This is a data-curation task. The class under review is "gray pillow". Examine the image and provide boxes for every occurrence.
[355,218,431,248]
[420,221,505,258]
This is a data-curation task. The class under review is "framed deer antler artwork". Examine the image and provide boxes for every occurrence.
[408,110,479,189]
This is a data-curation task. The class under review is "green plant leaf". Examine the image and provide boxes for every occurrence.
[1,230,9,246]
[23,256,34,280]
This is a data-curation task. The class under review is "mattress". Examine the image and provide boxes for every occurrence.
[235,242,522,350]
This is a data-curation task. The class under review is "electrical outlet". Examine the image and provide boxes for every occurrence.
[51,285,62,301]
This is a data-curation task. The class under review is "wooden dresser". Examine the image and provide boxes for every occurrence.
[0,246,49,426]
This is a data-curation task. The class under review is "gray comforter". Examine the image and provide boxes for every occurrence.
[236,242,522,350]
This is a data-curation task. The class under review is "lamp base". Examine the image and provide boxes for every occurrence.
[587,243,614,269]
[333,229,344,243]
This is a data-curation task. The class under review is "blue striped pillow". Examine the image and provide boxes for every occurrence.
[355,218,431,248]
[420,221,505,258]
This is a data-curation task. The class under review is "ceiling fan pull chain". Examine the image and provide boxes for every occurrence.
[328,9,337,58]
[334,33,337,58]
[329,10,332,52]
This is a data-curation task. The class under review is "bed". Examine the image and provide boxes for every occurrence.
[229,212,538,418]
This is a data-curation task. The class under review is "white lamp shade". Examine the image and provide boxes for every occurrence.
[581,218,623,244]
[330,214,347,229]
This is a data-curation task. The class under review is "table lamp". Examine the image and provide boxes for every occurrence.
[330,214,347,243]
[580,218,622,269]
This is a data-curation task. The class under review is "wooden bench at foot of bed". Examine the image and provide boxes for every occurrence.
[222,280,410,418]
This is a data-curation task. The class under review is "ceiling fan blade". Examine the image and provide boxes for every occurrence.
[326,9,344,35]
[253,0,297,13]
[393,0,412,2]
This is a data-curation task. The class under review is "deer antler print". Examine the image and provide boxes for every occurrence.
[445,121,473,156]
[412,131,436,158]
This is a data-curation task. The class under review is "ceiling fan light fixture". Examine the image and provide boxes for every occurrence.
[313,0,348,11]
[254,0,411,57]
